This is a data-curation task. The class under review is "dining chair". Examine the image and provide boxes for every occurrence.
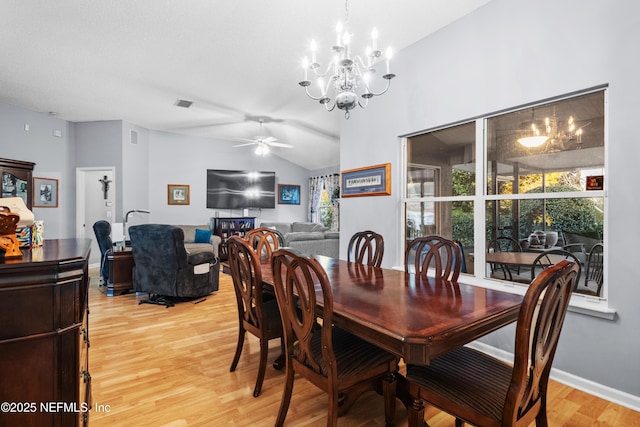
[405,235,462,281]
[530,248,582,285]
[487,236,524,281]
[575,242,604,296]
[347,230,384,267]
[271,248,399,427]
[405,259,579,427]
[454,240,467,274]
[227,236,283,397]
[244,227,282,262]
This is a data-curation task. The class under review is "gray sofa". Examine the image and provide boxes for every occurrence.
[259,221,339,258]
[175,224,222,258]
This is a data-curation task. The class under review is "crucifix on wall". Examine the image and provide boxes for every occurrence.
[98,175,112,200]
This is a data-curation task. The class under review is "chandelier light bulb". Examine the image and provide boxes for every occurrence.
[310,39,317,64]
[302,57,309,81]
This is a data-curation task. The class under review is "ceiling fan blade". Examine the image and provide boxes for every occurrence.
[233,137,258,143]
[261,136,278,143]
[232,142,257,148]
[267,142,294,148]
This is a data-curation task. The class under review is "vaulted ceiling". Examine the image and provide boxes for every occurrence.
[0,0,491,170]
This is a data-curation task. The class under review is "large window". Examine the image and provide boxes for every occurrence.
[405,89,606,297]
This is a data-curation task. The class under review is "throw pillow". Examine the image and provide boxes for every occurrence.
[194,228,211,244]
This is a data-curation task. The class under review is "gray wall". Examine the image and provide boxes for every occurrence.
[2,105,318,234]
[122,122,150,220]
[147,130,311,226]
[340,0,639,400]
[0,102,76,239]
[76,120,124,220]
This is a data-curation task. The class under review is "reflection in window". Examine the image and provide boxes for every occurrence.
[485,90,605,294]
[406,122,475,274]
[404,89,606,295]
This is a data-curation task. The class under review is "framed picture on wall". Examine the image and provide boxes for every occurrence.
[278,184,301,205]
[168,184,190,205]
[341,163,391,197]
[33,177,58,208]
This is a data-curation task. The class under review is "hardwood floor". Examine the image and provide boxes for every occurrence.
[88,269,639,426]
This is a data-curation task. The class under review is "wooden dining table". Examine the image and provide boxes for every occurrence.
[486,251,568,268]
[258,255,524,423]
[260,255,523,366]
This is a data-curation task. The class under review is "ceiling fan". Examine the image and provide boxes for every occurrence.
[232,118,293,156]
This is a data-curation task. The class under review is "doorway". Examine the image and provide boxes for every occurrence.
[76,167,116,267]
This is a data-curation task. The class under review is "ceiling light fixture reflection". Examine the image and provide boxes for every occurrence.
[518,109,585,150]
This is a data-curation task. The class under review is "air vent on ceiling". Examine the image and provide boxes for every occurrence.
[174,99,193,108]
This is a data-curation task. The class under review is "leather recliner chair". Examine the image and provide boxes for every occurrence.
[129,224,220,307]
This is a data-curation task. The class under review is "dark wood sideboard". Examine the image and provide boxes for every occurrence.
[0,239,92,427]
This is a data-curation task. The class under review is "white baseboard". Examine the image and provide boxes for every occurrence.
[468,341,640,412]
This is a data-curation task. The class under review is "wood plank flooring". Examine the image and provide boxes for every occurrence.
[88,269,639,426]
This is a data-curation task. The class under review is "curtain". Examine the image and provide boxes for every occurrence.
[308,176,324,223]
[308,174,340,230]
[324,174,340,231]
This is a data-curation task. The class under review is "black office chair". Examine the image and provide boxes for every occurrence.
[92,220,113,285]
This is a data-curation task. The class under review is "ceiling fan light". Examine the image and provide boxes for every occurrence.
[255,143,270,156]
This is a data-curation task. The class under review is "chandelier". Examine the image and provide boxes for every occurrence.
[297,0,395,119]
[517,109,585,150]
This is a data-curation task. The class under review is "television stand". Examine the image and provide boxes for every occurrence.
[212,216,255,260]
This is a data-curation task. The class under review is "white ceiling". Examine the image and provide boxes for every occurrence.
[0,0,491,170]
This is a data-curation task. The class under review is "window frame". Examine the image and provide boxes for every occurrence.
[401,87,612,319]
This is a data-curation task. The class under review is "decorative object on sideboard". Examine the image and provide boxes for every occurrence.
[297,0,395,119]
[33,177,58,208]
[0,196,36,253]
[0,206,22,258]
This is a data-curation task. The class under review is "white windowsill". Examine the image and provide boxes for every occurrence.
[460,274,617,320]
[392,265,617,321]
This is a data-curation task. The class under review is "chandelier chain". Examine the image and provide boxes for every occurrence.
[344,0,349,25]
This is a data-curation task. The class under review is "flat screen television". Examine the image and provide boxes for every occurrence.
[206,169,276,209]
